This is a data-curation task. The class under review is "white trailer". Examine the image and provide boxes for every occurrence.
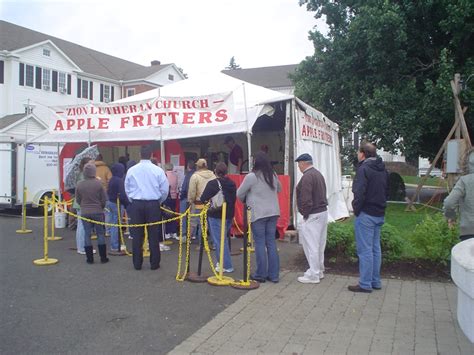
[0,139,60,212]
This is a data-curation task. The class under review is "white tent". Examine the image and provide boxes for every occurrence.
[30,72,349,222]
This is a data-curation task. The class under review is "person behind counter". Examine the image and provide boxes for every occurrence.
[224,136,243,174]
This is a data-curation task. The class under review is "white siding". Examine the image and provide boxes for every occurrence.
[147,66,184,85]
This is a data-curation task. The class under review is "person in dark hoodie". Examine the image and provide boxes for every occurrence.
[348,142,389,293]
[200,162,236,273]
[75,162,109,264]
[107,163,129,255]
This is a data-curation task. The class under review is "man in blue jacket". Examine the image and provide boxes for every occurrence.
[349,142,389,293]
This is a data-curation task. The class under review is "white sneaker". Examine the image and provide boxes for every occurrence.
[120,245,127,251]
[172,233,178,240]
[165,234,172,240]
[319,271,325,279]
[298,275,320,284]
[77,249,96,255]
[160,243,171,251]
[215,263,234,273]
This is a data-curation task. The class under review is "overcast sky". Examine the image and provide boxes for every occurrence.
[1,0,327,77]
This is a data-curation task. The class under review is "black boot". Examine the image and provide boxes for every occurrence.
[98,244,109,264]
[85,246,94,264]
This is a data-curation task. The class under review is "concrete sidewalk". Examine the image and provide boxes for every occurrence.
[170,272,473,355]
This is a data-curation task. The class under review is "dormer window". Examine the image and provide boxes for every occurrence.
[43,48,51,57]
[168,74,174,81]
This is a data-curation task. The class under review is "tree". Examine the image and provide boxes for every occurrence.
[225,56,241,70]
[293,0,474,161]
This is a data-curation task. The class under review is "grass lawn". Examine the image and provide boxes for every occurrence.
[402,175,446,187]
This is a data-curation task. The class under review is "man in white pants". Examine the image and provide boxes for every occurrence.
[295,153,328,284]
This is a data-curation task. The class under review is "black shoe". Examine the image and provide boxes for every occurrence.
[150,264,160,270]
[266,277,279,283]
[250,275,266,283]
[348,285,372,293]
[373,285,382,290]
[85,246,94,264]
[98,244,109,264]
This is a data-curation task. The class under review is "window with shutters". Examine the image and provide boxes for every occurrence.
[0,61,4,84]
[58,72,66,91]
[103,85,110,102]
[42,69,51,89]
[25,65,34,87]
[82,80,89,99]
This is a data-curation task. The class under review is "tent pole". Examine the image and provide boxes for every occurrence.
[284,100,291,175]
[292,98,298,230]
[160,126,165,166]
[56,143,62,202]
[242,83,252,171]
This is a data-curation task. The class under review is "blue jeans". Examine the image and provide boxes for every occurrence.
[208,217,233,270]
[251,216,279,281]
[82,213,106,247]
[354,212,384,290]
[76,209,85,252]
[106,200,125,250]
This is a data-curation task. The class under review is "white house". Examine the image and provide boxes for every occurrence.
[0,20,186,133]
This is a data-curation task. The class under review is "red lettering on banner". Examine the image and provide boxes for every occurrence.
[182,101,191,109]
[54,120,64,131]
[66,119,75,130]
[198,111,212,124]
[66,108,74,116]
[121,106,129,114]
[163,100,171,109]
[129,105,137,113]
[112,106,121,115]
[98,117,109,129]
[169,112,178,124]
[87,118,96,130]
[120,116,129,128]
[77,118,86,130]
[146,113,153,126]
[182,112,195,124]
[133,115,144,127]
[200,99,209,108]
[155,112,166,125]
[214,109,228,122]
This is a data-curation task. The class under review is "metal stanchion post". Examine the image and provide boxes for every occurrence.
[186,209,208,283]
[48,190,63,241]
[34,196,58,266]
[16,187,32,234]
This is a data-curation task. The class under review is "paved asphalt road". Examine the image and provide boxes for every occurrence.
[0,212,300,354]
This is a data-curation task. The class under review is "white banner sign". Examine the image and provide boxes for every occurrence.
[297,105,333,146]
[50,92,234,133]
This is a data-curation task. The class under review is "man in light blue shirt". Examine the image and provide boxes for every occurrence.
[125,145,169,270]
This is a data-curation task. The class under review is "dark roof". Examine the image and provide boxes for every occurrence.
[0,113,26,130]
[0,20,172,82]
[222,64,298,89]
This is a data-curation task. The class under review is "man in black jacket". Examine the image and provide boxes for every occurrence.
[348,142,389,293]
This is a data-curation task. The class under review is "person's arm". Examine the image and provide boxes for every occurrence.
[187,175,197,204]
[298,176,313,219]
[118,179,129,207]
[124,173,133,202]
[200,179,219,203]
[443,179,465,220]
[75,185,82,206]
[236,145,244,172]
[236,173,255,202]
[158,171,170,204]
[351,166,367,217]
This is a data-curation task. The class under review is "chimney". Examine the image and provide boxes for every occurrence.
[151,60,161,66]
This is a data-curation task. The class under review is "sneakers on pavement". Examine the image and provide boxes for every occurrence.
[215,263,234,273]
[159,243,171,251]
[298,275,320,284]
[77,249,96,255]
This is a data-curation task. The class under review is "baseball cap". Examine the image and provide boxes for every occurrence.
[295,153,313,162]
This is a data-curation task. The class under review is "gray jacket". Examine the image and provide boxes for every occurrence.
[444,151,474,236]
[236,172,281,222]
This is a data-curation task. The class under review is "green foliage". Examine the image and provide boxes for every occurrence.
[294,0,474,161]
[409,213,459,265]
[326,221,404,263]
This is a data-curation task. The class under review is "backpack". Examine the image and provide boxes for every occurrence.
[209,179,225,212]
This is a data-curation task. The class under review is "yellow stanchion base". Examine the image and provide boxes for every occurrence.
[143,250,150,257]
[240,247,255,252]
[163,240,173,245]
[91,234,97,240]
[33,258,59,266]
[207,275,235,286]
[231,280,260,290]
[16,229,33,234]
[47,236,63,241]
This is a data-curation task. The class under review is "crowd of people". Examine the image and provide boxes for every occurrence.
[69,138,472,290]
